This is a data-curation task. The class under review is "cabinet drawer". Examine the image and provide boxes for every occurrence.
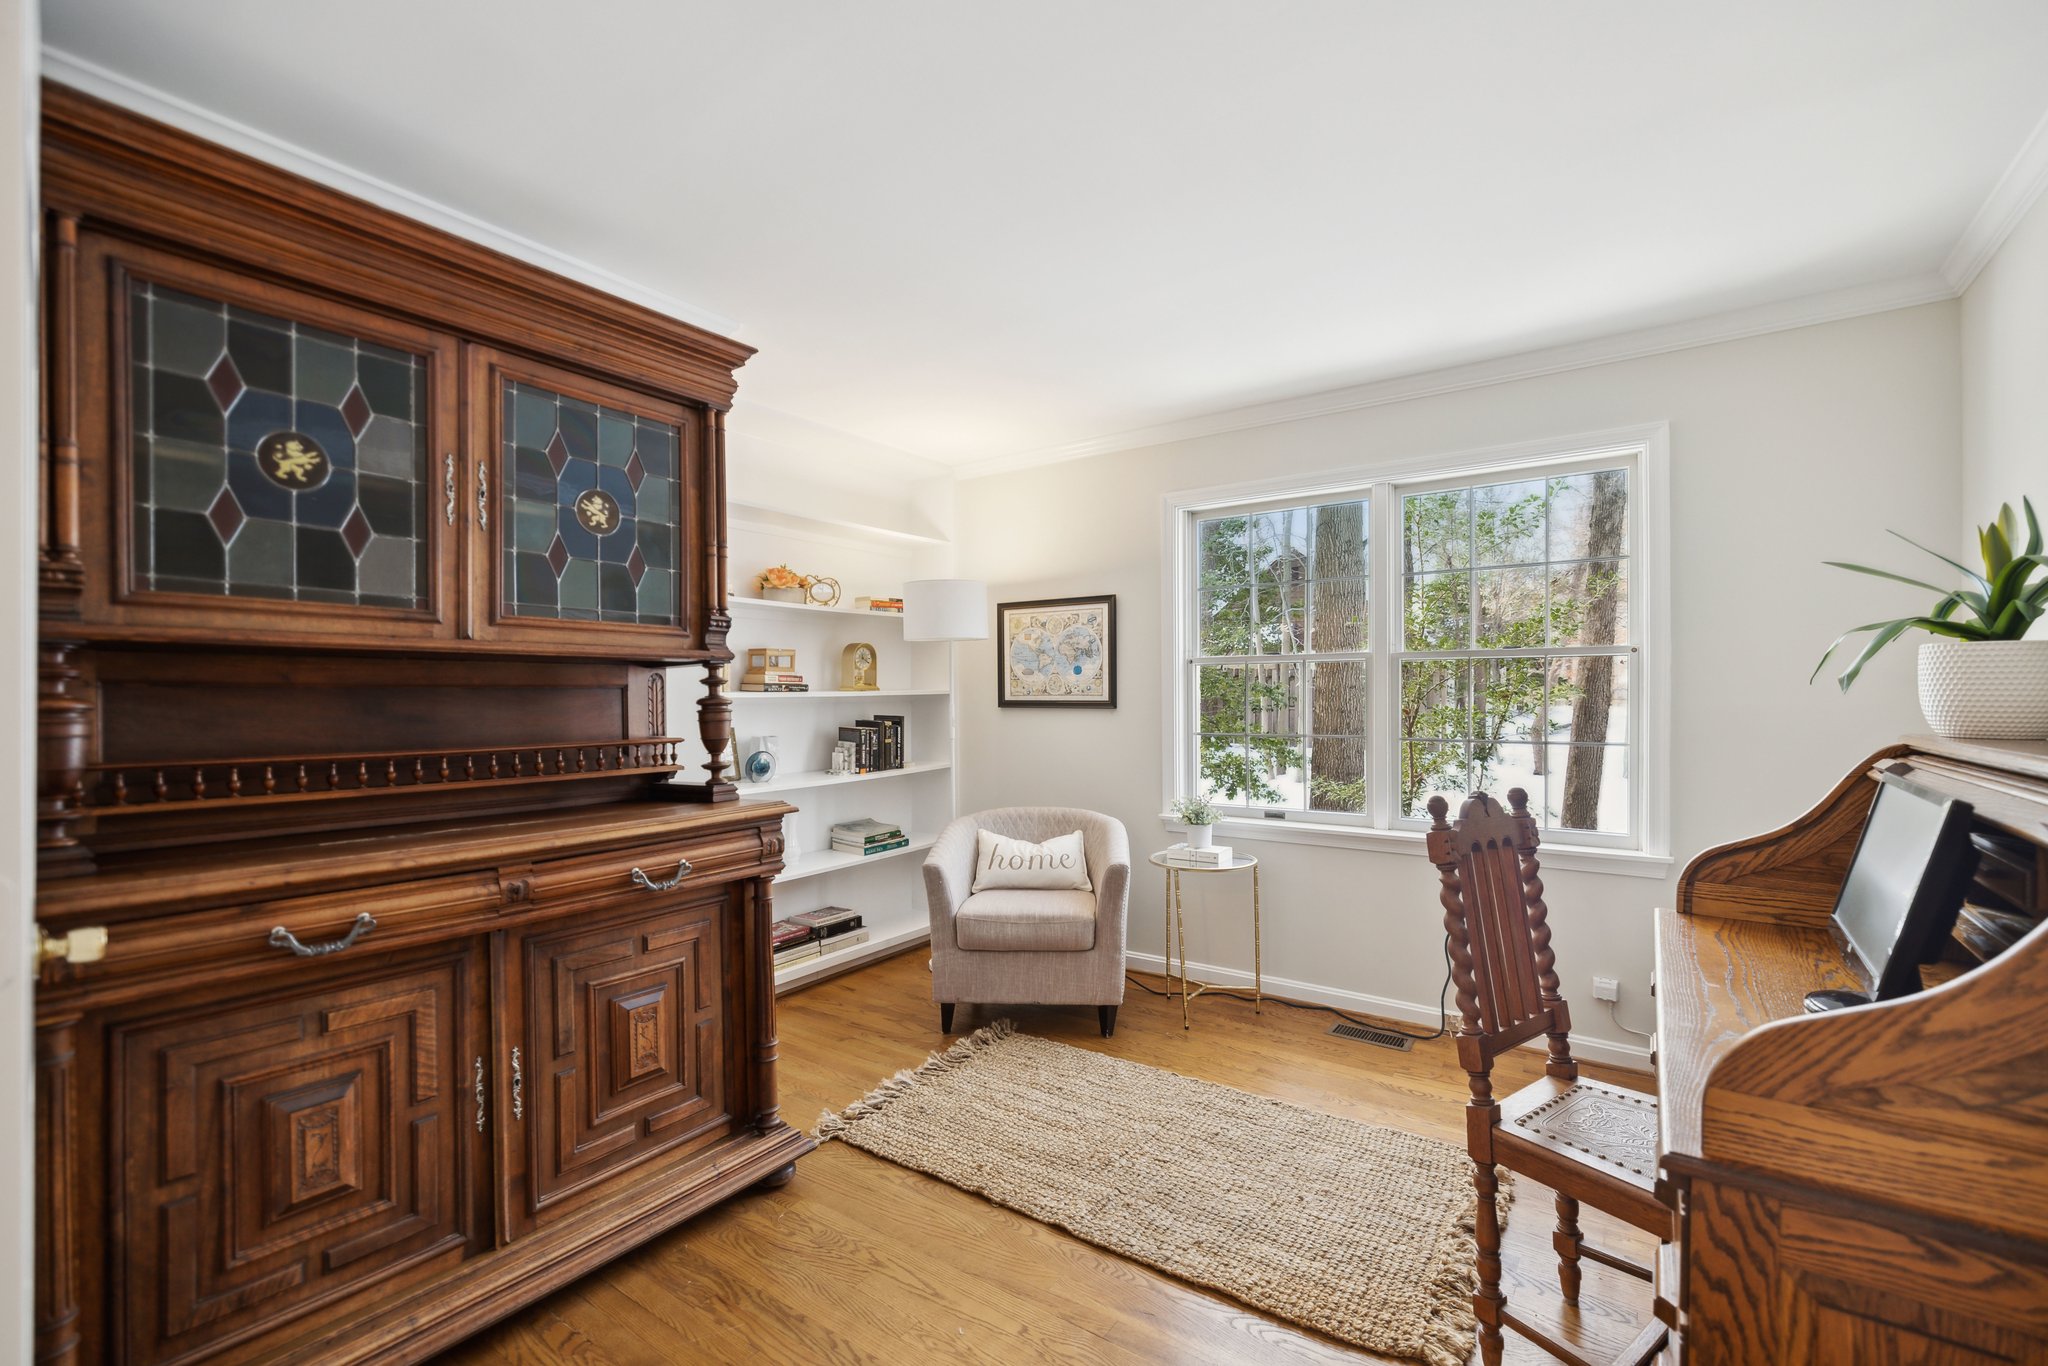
[518,823,774,911]
[110,944,486,1365]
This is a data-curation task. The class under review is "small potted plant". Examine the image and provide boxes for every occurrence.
[1171,794,1219,850]
[756,564,813,604]
[1814,497,2048,738]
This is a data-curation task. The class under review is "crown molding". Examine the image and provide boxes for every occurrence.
[954,271,1955,480]
[38,46,744,339]
[1942,103,2048,293]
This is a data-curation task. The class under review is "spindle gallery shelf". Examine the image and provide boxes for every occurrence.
[83,738,689,813]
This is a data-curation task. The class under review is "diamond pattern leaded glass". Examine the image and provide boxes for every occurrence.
[127,279,430,607]
[499,379,679,625]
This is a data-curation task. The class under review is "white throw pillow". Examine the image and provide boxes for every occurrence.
[971,829,1094,893]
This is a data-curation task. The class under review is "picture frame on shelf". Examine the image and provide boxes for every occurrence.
[997,595,1117,708]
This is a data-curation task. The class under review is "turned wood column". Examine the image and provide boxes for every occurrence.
[748,874,781,1135]
[693,406,737,801]
[40,213,83,597]
[37,644,92,876]
[35,1015,82,1366]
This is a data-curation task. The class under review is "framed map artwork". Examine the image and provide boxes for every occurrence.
[996,595,1117,708]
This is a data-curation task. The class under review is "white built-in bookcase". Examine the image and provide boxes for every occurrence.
[701,510,956,992]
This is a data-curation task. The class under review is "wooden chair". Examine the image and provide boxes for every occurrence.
[1426,790,1668,1366]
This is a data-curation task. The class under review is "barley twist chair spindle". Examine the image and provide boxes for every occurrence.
[1427,789,1669,1366]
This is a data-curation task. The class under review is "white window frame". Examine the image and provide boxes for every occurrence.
[1159,423,1672,877]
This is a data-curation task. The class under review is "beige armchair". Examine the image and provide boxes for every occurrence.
[923,807,1131,1037]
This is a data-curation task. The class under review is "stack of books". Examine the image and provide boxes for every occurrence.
[740,656,808,692]
[856,596,904,613]
[831,818,908,857]
[792,906,868,956]
[1161,842,1233,868]
[771,917,821,970]
[835,714,906,772]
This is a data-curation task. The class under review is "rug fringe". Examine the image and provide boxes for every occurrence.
[816,1018,1016,1139]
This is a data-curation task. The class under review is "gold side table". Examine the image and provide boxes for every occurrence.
[1147,850,1260,1030]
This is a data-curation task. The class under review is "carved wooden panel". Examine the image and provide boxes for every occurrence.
[517,894,730,1227]
[112,952,478,1365]
[1684,1178,2048,1364]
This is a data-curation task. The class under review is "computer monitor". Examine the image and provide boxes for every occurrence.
[1807,775,1978,1011]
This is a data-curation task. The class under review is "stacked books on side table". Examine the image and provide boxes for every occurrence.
[1161,842,1233,868]
[856,596,904,613]
[772,906,870,974]
[831,818,908,857]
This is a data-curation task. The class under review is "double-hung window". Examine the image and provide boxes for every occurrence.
[1171,433,1662,856]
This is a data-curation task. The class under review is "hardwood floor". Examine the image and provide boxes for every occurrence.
[438,950,1659,1366]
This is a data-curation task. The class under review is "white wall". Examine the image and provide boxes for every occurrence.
[1,1,35,1358]
[1961,186,2048,546]
[954,303,1959,1063]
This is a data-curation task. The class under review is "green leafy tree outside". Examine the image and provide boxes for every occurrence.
[1197,472,1626,827]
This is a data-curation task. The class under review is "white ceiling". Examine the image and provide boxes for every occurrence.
[42,1,2048,471]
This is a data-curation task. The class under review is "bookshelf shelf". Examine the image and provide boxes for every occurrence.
[724,513,956,1002]
[728,597,911,621]
[729,499,950,548]
[739,759,950,796]
[777,831,938,884]
[734,687,948,701]
[773,921,933,992]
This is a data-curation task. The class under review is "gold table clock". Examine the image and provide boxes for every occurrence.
[839,642,878,691]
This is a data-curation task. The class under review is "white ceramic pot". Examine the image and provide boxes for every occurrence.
[761,586,807,603]
[1916,639,2048,739]
[1184,823,1215,850]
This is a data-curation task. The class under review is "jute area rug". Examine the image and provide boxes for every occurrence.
[817,1020,1504,1366]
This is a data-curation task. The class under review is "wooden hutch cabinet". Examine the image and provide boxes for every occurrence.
[32,83,810,1366]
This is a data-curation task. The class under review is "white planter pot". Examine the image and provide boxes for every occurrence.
[1916,639,2048,739]
[760,586,807,603]
[1184,823,1215,850]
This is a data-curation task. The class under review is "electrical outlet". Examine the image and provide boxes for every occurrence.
[1591,975,1620,1003]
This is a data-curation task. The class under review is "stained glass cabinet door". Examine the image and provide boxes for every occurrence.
[464,349,699,654]
[79,237,461,642]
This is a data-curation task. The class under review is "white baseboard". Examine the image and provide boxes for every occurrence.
[1125,950,1651,1072]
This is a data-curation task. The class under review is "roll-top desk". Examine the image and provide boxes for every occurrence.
[33,83,811,1365]
[1654,736,2048,1363]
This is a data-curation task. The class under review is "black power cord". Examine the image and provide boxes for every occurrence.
[1125,932,1454,1042]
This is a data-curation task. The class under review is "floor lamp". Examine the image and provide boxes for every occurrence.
[902,575,989,691]
[903,579,987,973]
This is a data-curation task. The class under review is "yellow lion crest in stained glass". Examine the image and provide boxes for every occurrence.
[268,439,323,483]
[577,492,613,530]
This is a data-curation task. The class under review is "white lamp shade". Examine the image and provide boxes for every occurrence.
[902,578,988,641]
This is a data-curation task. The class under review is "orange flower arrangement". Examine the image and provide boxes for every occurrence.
[757,564,815,591]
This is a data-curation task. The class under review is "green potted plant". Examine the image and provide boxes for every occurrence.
[1813,498,2048,738]
[1171,794,1219,850]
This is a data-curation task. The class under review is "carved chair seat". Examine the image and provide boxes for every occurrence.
[1428,789,1668,1366]
[1497,1075,1666,1231]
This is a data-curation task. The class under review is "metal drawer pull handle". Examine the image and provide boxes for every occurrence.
[511,1047,524,1120]
[444,452,456,525]
[477,460,489,529]
[269,912,376,957]
[629,858,694,892]
[474,1057,485,1132]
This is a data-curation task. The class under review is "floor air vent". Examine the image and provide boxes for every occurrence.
[1329,1021,1415,1051]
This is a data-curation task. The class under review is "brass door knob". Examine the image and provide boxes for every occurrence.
[35,923,108,969]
